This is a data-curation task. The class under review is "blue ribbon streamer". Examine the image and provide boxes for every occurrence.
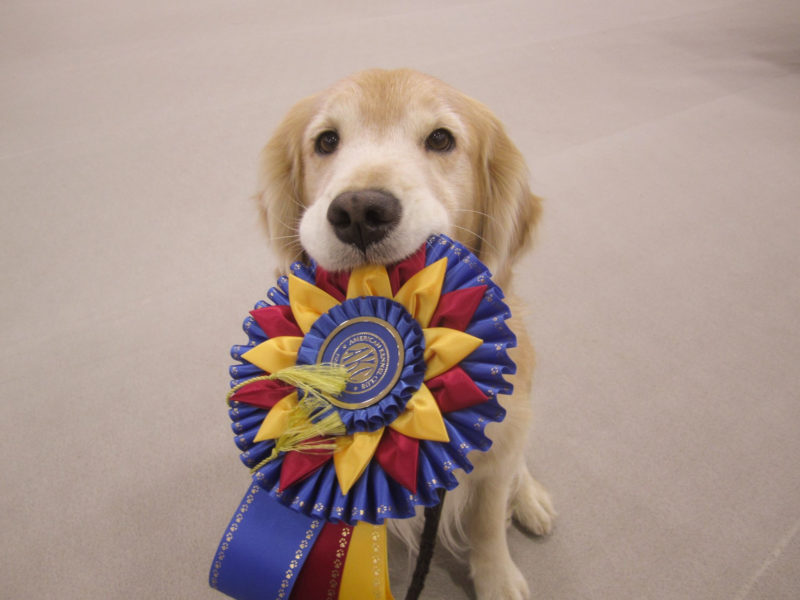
[210,483,323,600]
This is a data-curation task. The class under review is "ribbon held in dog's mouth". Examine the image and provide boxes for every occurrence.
[210,233,517,600]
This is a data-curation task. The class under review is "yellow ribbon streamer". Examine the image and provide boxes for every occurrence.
[389,384,449,442]
[288,274,340,333]
[422,327,483,380]
[394,258,447,328]
[340,522,394,600]
[347,264,393,299]
[333,429,384,495]
[242,336,303,375]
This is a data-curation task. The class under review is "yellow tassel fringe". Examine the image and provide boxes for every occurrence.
[228,362,351,473]
[271,363,350,400]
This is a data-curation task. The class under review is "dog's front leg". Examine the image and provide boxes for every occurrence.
[467,466,530,600]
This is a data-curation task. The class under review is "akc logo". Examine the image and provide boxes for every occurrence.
[319,317,404,409]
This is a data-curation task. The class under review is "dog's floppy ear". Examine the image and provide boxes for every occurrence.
[255,94,317,273]
[467,99,542,287]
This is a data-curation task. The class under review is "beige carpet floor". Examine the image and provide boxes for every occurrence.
[2,1,799,598]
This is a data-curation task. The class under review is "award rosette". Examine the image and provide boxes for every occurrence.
[210,234,516,600]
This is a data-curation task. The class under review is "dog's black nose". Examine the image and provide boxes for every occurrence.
[327,189,402,252]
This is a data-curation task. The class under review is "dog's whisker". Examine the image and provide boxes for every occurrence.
[268,213,303,236]
[442,231,480,255]
[283,247,305,266]
[451,207,500,226]
[269,233,301,242]
[450,223,500,254]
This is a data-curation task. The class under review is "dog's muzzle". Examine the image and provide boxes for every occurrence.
[326,189,402,253]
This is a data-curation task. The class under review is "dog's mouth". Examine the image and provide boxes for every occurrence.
[310,230,430,272]
[298,182,452,272]
[300,188,436,271]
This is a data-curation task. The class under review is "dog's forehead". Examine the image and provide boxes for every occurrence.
[313,71,457,134]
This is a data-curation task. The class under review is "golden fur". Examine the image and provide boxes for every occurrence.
[256,68,554,600]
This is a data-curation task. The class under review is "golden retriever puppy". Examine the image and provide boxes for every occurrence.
[256,68,555,600]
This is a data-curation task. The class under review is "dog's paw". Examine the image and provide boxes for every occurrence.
[512,471,556,536]
[472,560,530,600]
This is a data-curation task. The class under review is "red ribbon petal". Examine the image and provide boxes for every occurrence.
[314,267,350,302]
[230,379,295,410]
[426,366,489,413]
[429,285,487,331]
[387,245,427,295]
[249,304,303,338]
[290,520,353,600]
[375,428,419,494]
[279,441,334,491]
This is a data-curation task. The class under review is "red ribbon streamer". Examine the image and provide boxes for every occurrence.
[289,521,353,600]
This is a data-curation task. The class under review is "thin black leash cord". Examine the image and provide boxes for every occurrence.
[404,489,447,600]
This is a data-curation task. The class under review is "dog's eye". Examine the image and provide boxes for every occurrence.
[425,128,455,152]
[315,130,340,155]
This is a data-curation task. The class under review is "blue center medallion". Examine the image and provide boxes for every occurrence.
[317,316,404,409]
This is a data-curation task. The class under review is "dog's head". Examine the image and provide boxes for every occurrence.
[256,68,540,287]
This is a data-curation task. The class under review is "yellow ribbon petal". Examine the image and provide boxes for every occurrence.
[390,384,449,442]
[340,522,393,599]
[333,429,384,495]
[241,336,302,374]
[423,327,483,380]
[253,392,298,442]
[393,258,447,328]
[288,274,340,333]
[346,264,392,299]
